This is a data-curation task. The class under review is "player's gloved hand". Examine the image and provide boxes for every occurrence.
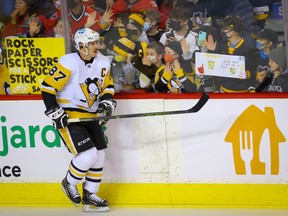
[96,99,117,126]
[45,105,68,129]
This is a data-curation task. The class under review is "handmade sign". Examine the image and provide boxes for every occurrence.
[195,52,246,79]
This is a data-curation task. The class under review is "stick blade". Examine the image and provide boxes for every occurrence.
[189,93,209,112]
[255,73,273,92]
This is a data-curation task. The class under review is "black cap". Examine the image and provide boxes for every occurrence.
[252,28,278,45]
[166,41,183,56]
[215,15,243,33]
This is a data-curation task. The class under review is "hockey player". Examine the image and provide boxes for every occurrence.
[40,27,116,212]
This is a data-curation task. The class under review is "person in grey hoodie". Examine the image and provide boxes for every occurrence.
[263,46,288,92]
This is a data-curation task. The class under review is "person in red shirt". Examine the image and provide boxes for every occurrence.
[48,0,114,37]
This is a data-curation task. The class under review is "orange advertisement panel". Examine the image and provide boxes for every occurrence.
[4,38,65,94]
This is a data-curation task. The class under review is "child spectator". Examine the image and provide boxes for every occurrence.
[144,8,163,42]
[102,12,129,51]
[126,13,149,43]
[193,25,221,92]
[153,41,196,93]
[251,28,278,84]
[52,17,72,38]
[111,36,137,92]
[215,15,258,93]
[159,6,198,61]
[262,47,288,92]
[143,41,165,90]
[114,12,129,28]
[50,17,77,53]
[146,41,165,70]
[129,41,164,90]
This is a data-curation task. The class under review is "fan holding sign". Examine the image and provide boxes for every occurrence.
[203,15,258,93]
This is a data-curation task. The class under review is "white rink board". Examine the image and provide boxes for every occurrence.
[0,98,288,183]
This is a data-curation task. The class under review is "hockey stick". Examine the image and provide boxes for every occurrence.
[255,73,274,92]
[68,93,209,123]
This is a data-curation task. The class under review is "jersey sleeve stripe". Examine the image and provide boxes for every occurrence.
[40,84,57,95]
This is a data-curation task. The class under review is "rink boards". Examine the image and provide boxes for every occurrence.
[0,94,288,207]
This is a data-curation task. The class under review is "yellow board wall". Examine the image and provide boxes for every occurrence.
[0,183,287,207]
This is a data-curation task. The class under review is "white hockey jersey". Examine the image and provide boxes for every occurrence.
[41,52,114,118]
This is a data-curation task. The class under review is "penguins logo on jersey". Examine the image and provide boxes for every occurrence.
[257,66,269,73]
[80,77,102,107]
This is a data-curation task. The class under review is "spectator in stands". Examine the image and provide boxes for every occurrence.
[262,46,288,92]
[159,6,198,61]
[114,12,129,28]
[53,17,72,38]
[215,15,258,93]
[141,41,165,91]
[252,28,278,85]
[128,41,164,90]
[50,17,77,53]
[158,0,198,30]
[102,12,129,51]
[153,40,196,93]
[48,0,114,37]
[126,13,149,43]
[193,25,221,92]
[144,8,163,42]
[3,0,49,38]
[111,36,137,92]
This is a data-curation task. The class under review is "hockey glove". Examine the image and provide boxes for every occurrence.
[45,105,68,129]
[96,99,117,126]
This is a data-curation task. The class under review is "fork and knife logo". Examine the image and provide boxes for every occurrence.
[225,105,286,175]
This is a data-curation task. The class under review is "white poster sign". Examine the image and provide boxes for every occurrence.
[195,52,246,79]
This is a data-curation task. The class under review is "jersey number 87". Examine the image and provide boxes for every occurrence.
[49,65,67,82]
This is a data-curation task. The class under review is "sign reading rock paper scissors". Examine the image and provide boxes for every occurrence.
[5,38,65,94]
[195,52,246,79]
